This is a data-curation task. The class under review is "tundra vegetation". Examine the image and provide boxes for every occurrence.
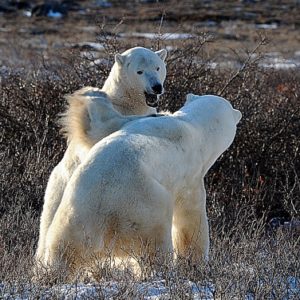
[0,4,299,298]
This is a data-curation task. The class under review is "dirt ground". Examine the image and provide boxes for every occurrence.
[1,3,299,296]
[0,0,299,67]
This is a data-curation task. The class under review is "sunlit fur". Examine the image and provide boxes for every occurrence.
[43,94,241,277]
[35,47,167,265]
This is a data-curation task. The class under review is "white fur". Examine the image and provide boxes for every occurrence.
[35,47,167,264]
[43,94,242,275]
[104,47,167,114]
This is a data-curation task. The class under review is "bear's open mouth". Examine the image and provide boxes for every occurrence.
[144,93,158,108]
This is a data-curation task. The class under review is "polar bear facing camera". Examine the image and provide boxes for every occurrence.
[43,94,241,276]
[35,47,167,265]
[104,46,168,113]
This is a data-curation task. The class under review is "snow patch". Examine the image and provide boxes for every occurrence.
[76,42,104,51]
[256,23,278,29]
[259,57,300,69]
[0,280,214,300]
[1,276,298,299]
[119,32,195,40]
[47,10,63,19]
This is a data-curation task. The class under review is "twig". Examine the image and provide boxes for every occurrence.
[218,36,267,96]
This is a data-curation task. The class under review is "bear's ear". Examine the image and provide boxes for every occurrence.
[233,109,242,124]
[155,49,167,62]
[115,54,125,66]
[185,93,196,104]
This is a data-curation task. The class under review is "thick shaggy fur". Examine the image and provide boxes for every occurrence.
[35,47,167,264]
[43,94,242,276]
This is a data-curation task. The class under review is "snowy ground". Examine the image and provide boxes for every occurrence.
[0,279,214,299]
[1,276,299,299]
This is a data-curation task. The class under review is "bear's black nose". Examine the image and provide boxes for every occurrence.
[151,84,162,95]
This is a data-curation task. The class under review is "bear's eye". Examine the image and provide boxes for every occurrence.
[137,70,143,75]
[156,67,160,71]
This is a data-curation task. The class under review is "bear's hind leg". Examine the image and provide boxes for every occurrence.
[173,178,209,262]
[35,165,67,265]
[134,179,174,276]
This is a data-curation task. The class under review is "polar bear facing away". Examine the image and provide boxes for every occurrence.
[43,94,242,275]
[35,47,167,264]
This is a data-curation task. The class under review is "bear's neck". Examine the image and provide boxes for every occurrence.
[102,69,155,116]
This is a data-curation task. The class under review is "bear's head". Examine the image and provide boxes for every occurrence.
[185,93,242,126]
[184,93,242,161]
[115,47,167,108]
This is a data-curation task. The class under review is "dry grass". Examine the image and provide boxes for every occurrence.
[0,31,299,298]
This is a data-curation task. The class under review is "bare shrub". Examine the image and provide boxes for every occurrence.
[0,27,299,297]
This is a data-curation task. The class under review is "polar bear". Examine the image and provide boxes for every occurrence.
[103,47,167,113]
[43,94,242,276]
[35,47,167,264]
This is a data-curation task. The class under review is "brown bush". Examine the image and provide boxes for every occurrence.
[0,32,299,296]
